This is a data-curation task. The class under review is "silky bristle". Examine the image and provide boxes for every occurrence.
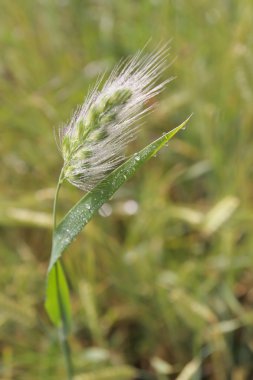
[59,45,171,191]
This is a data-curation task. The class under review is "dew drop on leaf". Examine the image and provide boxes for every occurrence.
[134,153,140,162]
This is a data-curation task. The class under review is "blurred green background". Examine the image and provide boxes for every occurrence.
[1,0,253,379]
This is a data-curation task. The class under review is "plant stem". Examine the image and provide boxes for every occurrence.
[53,169,74,380]
[55,262,73,380]
[53,168,65,230]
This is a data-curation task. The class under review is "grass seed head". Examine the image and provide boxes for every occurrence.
[59,45,171,191]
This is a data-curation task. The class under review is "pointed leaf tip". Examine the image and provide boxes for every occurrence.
[48,116,191,272]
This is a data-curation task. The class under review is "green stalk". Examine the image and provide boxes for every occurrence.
[53,168,65,230]
[53,169,73,380]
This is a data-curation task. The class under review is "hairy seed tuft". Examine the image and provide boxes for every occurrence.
[58,45,171,191]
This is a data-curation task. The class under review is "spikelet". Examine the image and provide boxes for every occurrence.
[58,45,171,191]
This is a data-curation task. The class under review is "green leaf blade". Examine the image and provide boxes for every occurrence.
[49,118,190,272]
[45,261,71,332]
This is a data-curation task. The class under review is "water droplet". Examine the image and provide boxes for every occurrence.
[134,153,140,162]
[63,236,71,245]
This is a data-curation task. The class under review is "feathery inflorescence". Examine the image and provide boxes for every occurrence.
[58,45,171,191]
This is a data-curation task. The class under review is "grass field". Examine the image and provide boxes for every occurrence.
[1,1,253,379]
